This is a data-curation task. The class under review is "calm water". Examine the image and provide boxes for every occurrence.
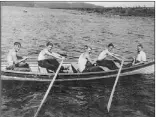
[1,6,155,117]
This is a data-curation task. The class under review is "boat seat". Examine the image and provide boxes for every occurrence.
[70,63,78,73]
[62,63,78,73]
[71,65,78,73]
[38,66,48,73]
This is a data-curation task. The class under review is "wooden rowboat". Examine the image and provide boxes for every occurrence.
[1,61,154,82]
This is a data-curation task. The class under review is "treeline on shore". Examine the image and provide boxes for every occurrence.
[73,7,154,17]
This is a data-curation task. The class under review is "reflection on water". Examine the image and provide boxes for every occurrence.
[1,6,154,117]
[2,74,155,117]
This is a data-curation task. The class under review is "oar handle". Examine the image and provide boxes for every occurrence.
[34,59,64,117]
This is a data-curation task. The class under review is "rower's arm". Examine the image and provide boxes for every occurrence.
[112,53,122,58]
[16,55,23,60]
[12,52,26,64]
[110,53,122,61]
[51,52,64,59]
[46,51,64,60]
[133,61,145,65]
[12,52,18,64]
[132,57,136,65]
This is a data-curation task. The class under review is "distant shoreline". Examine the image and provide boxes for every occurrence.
[74,7,154,17]
[1,1,154,17]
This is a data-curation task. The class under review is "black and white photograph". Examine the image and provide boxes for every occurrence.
[1,1,155,117]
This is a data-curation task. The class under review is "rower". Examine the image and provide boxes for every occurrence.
[96,43,122,70]
[6,42,30,71]
[38,42,65,73]
[78,45,103,72]
[78,45,93,72]
[132,44,146,65]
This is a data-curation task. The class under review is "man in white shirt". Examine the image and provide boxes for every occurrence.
[96,43,122,70]
[38,42,65,72]
[78,45,94,72]
[133,44,146,65]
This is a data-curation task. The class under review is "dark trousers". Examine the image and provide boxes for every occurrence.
[82,61,104,72]
[15,63,29,68]
[38,59,60,72]
[6,62,30,72]
[123,63,133,68]
[83,66,104,72]
[96,59,119,70]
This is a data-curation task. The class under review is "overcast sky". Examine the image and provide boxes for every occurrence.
[87,2,154,7]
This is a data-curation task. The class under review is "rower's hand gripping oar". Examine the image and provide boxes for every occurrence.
[107,58,124,112]
[34,59,64,117]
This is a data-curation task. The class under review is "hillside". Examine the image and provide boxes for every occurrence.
[1,1,102,9]
[1,1,35,7]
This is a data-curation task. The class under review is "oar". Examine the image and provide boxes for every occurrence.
[34,59,64,117]
[26,55,78,60]
[67,55,132,62]
[107,59,124,112]
[68,56,79,59]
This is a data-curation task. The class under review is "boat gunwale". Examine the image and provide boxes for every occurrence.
[1,61,154,76]
[1,71,143,82]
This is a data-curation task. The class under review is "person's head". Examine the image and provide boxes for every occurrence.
[84,45,92,54]
[14,42,21,52]
[107,43,114,52]
[137,44,143,52]
[46,42,53,51]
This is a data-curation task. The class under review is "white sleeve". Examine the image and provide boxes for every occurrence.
[142,53,146,61]
[45,49,51,55]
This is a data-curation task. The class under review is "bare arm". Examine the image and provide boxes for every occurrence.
[109,53,123,61]
[51,52,65,59]
[45,50,64,60]
[12,52,26,64]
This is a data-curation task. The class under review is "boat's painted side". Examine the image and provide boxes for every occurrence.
[1,61,154,82]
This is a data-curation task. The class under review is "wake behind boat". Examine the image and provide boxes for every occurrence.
[1,60,154,82]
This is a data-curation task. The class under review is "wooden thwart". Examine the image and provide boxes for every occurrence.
[38,66,48,73]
